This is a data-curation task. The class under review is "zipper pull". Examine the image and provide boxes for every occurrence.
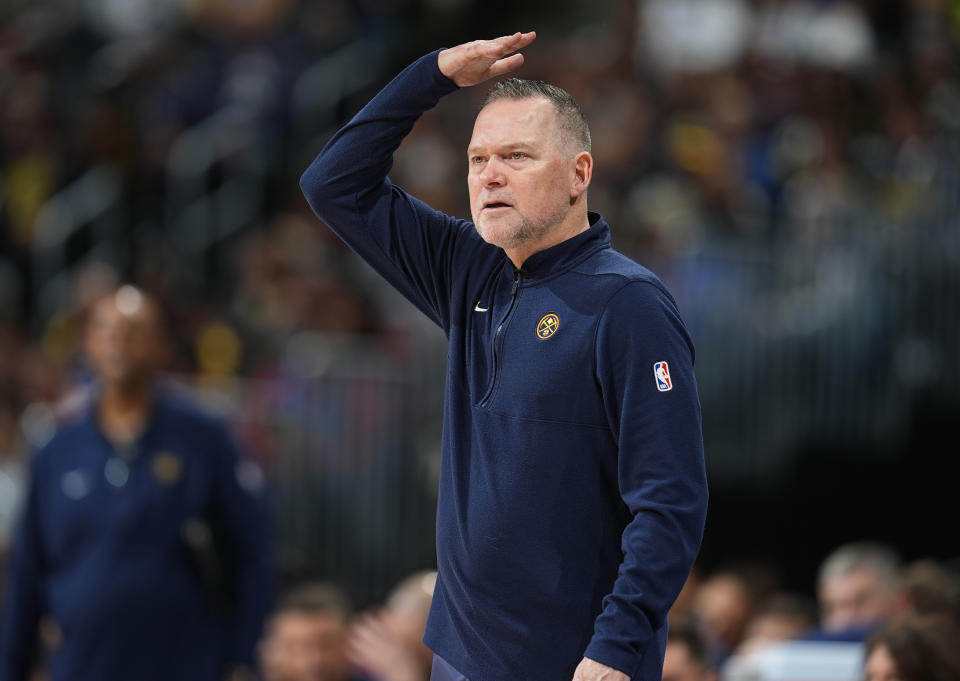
[512,268,522,296]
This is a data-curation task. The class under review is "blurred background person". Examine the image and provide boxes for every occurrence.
[669,566,704,621]
[815,541,907,639]
[346,570,436,681]
[863,615,960,681]
[691,569,756,662]
[259,582,368,681]
[734,591,817,656]
[0,396,27,579]
[661,616,719,681]
[901,559,960,626]
[0,285,274,681]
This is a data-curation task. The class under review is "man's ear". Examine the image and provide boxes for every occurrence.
[571,151,593,200]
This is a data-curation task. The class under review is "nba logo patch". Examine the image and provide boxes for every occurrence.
[653,361,673,392]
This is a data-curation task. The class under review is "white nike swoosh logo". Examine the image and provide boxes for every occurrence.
[474,303,489,312]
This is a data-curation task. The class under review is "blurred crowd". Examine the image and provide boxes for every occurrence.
[0,0,957,476]
[258,541,960,681]
[258,570,437,681]
[1,0,960,678]
[10,539,960,680]
[675,542,960,674]
[657,541,960,681]
[212,542,960,681]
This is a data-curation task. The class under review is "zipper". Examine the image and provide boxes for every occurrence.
[480,268,522,407]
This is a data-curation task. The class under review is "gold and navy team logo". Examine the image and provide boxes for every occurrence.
[537,313,560,339]
[151,451,183,485]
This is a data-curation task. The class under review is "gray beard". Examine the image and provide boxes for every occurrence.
[483,203,569,251]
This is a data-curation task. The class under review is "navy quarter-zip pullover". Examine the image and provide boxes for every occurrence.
[0,390,274,681]
[300,50,708,681]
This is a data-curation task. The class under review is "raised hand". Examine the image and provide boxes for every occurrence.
[346,610,426,681]
[438,31,536,87]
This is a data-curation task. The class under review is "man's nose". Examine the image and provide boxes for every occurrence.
[479,156,506,185]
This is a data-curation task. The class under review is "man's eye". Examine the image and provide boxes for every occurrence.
[471,156,485,164]
[510,152,526,160]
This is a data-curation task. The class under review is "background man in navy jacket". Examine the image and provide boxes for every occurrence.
[300,32,708,681]
[0,286,274,681]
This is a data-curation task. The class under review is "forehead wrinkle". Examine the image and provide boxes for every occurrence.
[470,98,560,152]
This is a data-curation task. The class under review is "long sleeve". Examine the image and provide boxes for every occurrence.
[0,456,46,681]
[208,426,275,669]
[586,281,709,676]
[299,50,495,333]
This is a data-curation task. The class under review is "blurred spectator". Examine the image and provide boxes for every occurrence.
[691,570,756,660]
[0,397,27,554]
[902,559,960,625]
[752,0,875,70]
[0,390,27,618]
[735,592,817,656]
[232,212,379,359]
[670,566,704,620]
[817,541,906,636]
[0,286,274,681]
[347,570,436,681]
[638,0,753,77]
[662,616,718,681]
[260,582,366,681]
[863,615,960,681]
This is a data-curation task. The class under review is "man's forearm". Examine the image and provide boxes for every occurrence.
[300,31,535,225]
[587,282,709,677]
[299,49,458,223]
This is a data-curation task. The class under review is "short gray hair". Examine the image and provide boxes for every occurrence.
[818,541,903,590]
[482,78,592,155]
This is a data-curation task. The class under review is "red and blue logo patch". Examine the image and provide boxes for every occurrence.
[653,361,672,392]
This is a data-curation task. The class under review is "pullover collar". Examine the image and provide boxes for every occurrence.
[514,212,610,281]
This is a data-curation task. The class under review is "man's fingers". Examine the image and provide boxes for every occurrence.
[512,30,537,48]
[439,31,536,85]
[485,31,536,59]
[487,53,525,79]
[478,32,534,79]
[500,31,537,47]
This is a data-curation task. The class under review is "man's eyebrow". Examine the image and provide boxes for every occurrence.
[467,141,537,155]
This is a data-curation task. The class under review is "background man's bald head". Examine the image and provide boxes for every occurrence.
[88,285,163,330]
[86,286,168,391]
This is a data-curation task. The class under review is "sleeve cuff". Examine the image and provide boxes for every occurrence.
[583,637,647,680]
[425,48,462,94]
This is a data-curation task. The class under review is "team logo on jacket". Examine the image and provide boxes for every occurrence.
[537,313,559,339]
[152,451,183,485]
[654,361,673,392]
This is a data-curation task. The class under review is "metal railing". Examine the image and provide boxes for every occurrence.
[174,192,960,604]
[190,332,446,607]
[27,37,392,307]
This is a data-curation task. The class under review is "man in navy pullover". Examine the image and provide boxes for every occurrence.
[299,32,708,681]
[0,286,274,681]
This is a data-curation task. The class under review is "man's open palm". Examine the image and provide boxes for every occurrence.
[438,31,536,87]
